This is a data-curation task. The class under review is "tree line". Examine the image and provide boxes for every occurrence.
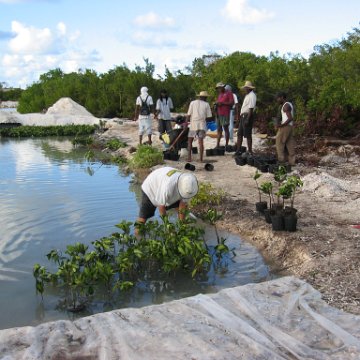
[17,27,360,137]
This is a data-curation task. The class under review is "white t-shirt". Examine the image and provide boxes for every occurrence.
[232,93,238,110]
[142,167,184,207]
[136,95,154,120]
[187,99,212,131]
[281,102,294,126]
[156,97,174,120]
[240,91,256,114]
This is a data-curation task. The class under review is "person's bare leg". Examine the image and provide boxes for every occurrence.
[247,136,253,154]
[139,135,143,145]
[187,137,193,162]
[236,133,243,151]
[216,128,222,148]
[148,134,152,145]
[199,138,204,162]
[224,125,230,146]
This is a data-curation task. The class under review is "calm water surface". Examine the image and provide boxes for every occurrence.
[0,137,273,330]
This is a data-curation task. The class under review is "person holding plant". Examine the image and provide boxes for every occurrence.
[275,92,296,166]
[186,90,213,162]
[237,81,256,154]
[136,167,199,226]
[155,89,174,138]
[134,86,154,145]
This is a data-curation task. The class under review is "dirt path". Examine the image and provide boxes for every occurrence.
[99,119,360,315]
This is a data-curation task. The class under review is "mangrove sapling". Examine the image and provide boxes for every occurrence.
[106,138,127,151]
[253,170,267,213]
[260,181,274,209]
[273,165,288,210]
[287,175,304,210]
[34,215,231,311]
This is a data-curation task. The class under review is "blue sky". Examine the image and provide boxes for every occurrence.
[1,0,359,88]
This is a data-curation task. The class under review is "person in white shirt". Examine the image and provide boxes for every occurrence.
[186,91,213,162]
[134,86,154,145]
[237,81,257,154]
[155,89,174,137]
[137,167,199,225]
[225,84,239,145]
[275,92,296,165]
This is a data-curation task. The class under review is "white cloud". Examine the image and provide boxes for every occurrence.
[1,21,101,87]
[9,21,54,54]
[222,0,274,24]
[134,11,176,30]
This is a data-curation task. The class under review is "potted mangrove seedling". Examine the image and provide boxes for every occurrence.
[271,183,293,231]
[260,181,274,224]
[283,175,303,232]
[272,165,288,213]
[253,170,267,213]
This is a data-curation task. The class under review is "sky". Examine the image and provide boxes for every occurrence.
[0,0,359,88]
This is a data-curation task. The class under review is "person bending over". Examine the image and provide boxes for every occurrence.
[137,167,199,226]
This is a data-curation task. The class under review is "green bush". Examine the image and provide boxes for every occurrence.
[106,138,127,151]
[129,145,163,169]
[190,182,224,208]
[0,125,97,138]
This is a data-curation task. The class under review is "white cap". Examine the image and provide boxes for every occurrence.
[177,173,199,199]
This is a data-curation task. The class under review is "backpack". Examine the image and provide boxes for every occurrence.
[140,95,150,116]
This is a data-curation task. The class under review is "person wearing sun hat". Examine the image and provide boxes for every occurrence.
[186,90,213,162]
[214,82,234,149]
[137,167,199,225]
[237,80,257,154]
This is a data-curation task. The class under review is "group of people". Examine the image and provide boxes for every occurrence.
[134,83,296,226]
[134,81,296,166]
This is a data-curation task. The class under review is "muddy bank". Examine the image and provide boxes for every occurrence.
[98,119,360,315]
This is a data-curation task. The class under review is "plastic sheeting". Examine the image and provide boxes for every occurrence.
[0,276,359,360]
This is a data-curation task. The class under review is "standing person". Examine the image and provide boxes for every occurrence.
[155,89,174,138]
[275,92,296,166]
[137,166,199,225]
[237,81,256,154]
[215,82,234,149]
[225,84,239,145]
[186,91,212,162]
[134,86,154,145]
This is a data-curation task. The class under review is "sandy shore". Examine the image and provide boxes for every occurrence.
[99,119,360,315]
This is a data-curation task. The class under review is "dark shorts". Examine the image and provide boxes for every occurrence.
[237,113,253,138]
[139,190,180,220]
[158,119,172,135]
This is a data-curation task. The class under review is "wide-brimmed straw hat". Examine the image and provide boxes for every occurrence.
[197,91,210,97]
[215,82,225,88]
[177,173,199,199]
[241,81,255,89]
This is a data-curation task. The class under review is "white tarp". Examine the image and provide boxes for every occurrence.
[0,276,359,360]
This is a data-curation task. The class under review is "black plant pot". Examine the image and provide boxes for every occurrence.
[164,151,179,161]
[163,151,171,160]
[235,156,247,166]
[286,164,292,173]
[226,145,235,152]
[192,147,198,154]
[264,209,274,224]
[204,163,214,171]
[271,204,284,214]
[271,213,285,231]
[217,148,225,156]
[259,163,269,173]
[184,163,195,171]
[268,164,279,174]
[256,201,267,214]
[206,149,214,156]
[284,206,298,216]
[284,214,298,232]
[246,157,255,166]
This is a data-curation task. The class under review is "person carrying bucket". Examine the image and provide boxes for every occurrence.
[136,167,199,226]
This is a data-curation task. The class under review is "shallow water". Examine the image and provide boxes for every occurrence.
[0,137,273,330]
